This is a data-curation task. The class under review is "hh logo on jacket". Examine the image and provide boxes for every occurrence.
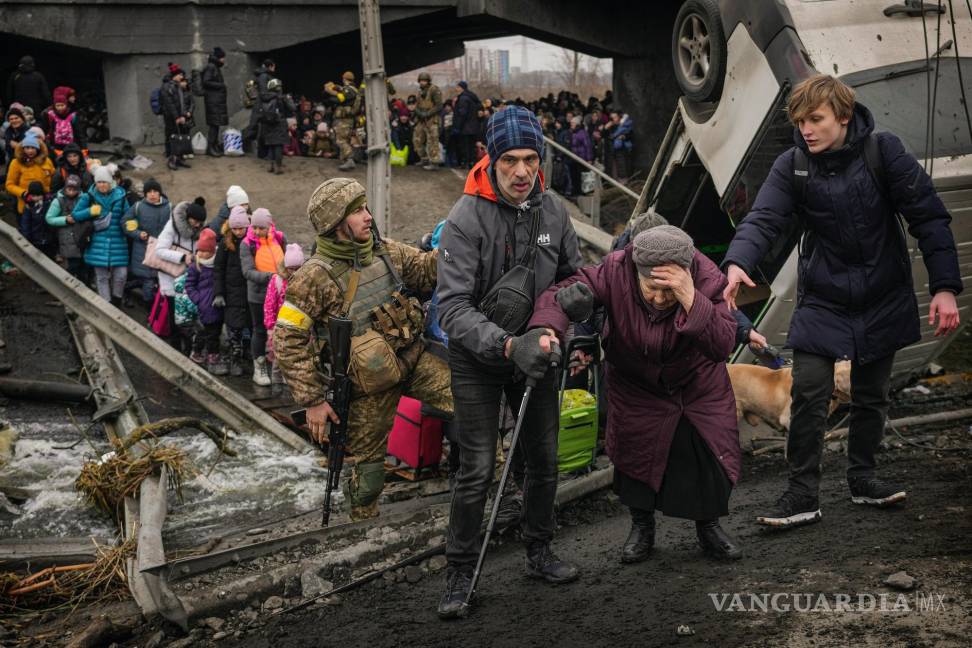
[537,233,551,246]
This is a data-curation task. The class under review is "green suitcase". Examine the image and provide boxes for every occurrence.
[557,335,601,473]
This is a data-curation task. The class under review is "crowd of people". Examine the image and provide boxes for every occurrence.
[2,53,963,624]
[2,50,632,191]
[152,53,633,185]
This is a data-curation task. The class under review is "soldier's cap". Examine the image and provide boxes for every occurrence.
[307,178,368,235]
[342,70,355,82]
[418,72,431,82]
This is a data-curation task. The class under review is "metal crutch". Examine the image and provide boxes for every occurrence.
[461,343,561,616]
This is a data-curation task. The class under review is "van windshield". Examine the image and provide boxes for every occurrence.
[843,56,972,159]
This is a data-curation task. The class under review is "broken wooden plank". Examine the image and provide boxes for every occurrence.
[0,220,310,452]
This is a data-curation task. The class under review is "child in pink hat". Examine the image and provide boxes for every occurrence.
[263,243,305,386]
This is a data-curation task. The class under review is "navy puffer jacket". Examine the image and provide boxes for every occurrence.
[723,103,962,364]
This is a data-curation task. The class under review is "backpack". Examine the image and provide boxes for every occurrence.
[150,86,163,115]
[48,110,76,147]
[791,134,888,206]
[259,96,282,124]
[791,134,910,259]
[190,69,205,97]
[242,79,259,108]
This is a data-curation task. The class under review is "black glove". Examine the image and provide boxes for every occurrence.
[508,328,560,381]
[556,282,594,322]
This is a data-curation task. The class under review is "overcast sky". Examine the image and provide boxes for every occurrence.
[466,35,613,74]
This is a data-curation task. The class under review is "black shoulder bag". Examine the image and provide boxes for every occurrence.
[478,206,543,335]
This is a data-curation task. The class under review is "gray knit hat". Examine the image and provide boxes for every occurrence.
[629,209,669,240]
[631,225,694,277]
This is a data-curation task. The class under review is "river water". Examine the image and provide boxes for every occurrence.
[0,407,331,550]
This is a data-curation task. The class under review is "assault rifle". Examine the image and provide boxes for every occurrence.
[291,315,354,526]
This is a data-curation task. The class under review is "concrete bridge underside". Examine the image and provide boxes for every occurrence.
[0,0,683,170]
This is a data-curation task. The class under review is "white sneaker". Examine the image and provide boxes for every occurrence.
[251,356,271,386]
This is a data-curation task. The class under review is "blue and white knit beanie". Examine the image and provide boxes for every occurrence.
[486,106,545,162]
[20,132,41,150]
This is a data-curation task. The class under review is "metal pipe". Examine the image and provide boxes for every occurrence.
[0,377,92,403]
[543,136,640,199]
[359,0,391,233]
[631,110,682,220]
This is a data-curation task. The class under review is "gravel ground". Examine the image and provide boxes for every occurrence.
[227,430,972,648]
[124,147,466,249]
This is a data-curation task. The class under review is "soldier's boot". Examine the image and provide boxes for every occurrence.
[343,460,385,521]
[350,501,379,522]
[338,158,355,171]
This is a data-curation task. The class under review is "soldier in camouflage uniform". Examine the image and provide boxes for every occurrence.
[354,78,397,152]
[273,178,452,521]
[412,72,443,170]
[325,71,358,170]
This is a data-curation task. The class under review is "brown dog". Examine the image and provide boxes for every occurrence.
[728,361,851,431]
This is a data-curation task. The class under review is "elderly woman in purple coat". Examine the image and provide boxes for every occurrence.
[530,225,743,562]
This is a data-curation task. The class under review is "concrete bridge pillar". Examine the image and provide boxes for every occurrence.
[103,50,254,147]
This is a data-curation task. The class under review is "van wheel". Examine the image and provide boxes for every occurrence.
[672,0,727,103]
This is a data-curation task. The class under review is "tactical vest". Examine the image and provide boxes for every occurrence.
[334,85,357,120]
[416,86,440,117]
[315,250,425,347]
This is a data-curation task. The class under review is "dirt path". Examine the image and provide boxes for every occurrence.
[125,147,465,247]
[233,438,972,648]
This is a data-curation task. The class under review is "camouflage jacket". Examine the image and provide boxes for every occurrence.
[332,83,358,119]
[273,239,437,407]
[415,85,443,120]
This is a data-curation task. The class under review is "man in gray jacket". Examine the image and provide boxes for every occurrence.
[435,106,583,619]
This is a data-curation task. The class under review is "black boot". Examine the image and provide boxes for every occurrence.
[525,542,579,584]
[176,157,191,168]
[268,161,275,173]
[437,568,473,620]
[621,507,655,564]
[167,156,179,170]
[208,144,223,157]
[110,296,123,309]
[696,520,743,561]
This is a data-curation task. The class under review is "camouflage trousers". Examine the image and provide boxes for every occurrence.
[333,118,355,161]
[412,118,440,164]
[342,347,453,520]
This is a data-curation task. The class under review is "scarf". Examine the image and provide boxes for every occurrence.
[198,255,215,268]
[315,233,374,266]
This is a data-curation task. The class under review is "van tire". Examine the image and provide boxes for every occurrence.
[672,0,727,103]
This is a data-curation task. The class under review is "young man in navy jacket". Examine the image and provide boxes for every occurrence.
[722,74,962,529]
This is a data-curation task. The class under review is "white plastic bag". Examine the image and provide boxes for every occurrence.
[580,170,596,195]
[223,128,244,156]
[191,131,208,155]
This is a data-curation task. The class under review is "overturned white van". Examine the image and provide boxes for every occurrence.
[638,0,971,384]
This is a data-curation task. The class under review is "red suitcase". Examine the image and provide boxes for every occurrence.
[387,396,444,471]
